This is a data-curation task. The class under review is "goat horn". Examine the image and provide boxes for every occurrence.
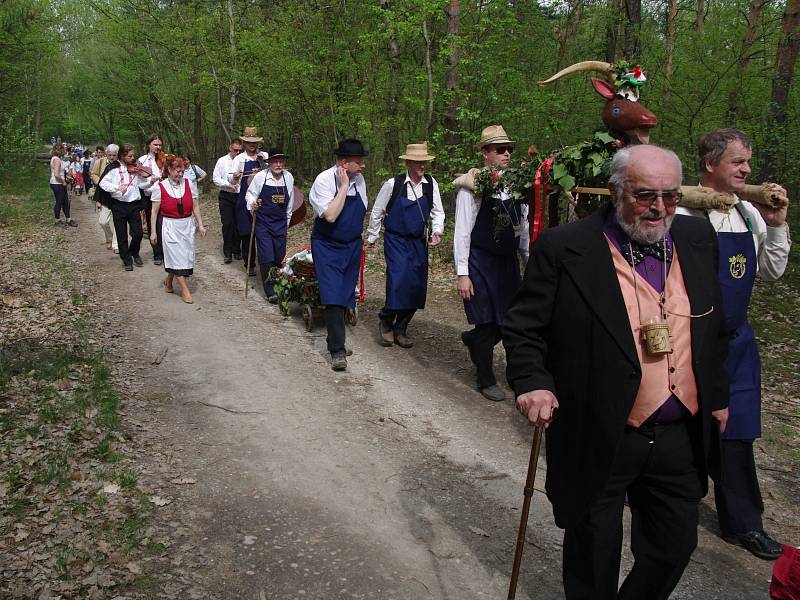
[538,61,615,86]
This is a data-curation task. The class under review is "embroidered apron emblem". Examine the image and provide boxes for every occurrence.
[271,194,285,204]
[728,253,746,279]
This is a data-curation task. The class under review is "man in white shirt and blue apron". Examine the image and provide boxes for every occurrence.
[677,128,791,560]
[309,139,369,372]
[367,142,445,348]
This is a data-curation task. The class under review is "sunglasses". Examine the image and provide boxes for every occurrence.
[493,146,514,155]
[630,189,683,207]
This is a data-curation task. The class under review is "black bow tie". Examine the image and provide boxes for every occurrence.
[626,240,673,266]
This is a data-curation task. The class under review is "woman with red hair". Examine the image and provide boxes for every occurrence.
[149,155,208,304]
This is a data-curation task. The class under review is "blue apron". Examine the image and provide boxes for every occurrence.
[464,193,521,325]
[383,186,431,310]
[235,157,261,236]
[713,207,761,440]
[311,189,366,308]
[255,182,289,266]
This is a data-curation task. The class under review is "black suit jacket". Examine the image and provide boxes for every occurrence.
[503,206,729,529]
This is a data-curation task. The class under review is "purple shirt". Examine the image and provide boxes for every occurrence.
[604,211,689,425]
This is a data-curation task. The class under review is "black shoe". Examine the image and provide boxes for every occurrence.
[133,256,144,267]
[247,266,257,277]
[153,258,163,266]
[233,253,242,261]
[393,333,414,348]
[479,384,506,402]
[65,218,78,227]
[124,263,134,272]
[224,255,232,264]
[331,353,347,371]
[267,295,279,304]
[378,321,394,347]
[723,531,783,560]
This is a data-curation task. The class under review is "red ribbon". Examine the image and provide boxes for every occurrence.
[531,156,554,244]
[358,243,366,304]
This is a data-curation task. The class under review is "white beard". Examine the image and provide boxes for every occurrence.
[616,202,674,245]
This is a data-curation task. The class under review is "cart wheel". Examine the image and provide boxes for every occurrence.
[346,306,358,327]
[302,304,314,331]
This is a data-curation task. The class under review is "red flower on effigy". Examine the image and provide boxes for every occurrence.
[632,66,643,79]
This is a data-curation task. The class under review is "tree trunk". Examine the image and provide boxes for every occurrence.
[695,0,706,32]
[762,0,800,179]
[727,0,766,119]
[623,0,641,61]
[444,0,461,146]
[227,0,237,134]
[556,0,582,72]
[663,0,678,97]
[605,0,621,63]
[382,1,401,167]
[422,18,434,138]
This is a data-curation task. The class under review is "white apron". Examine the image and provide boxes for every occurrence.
[162,216,196,270]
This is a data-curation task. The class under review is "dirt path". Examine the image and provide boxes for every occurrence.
[64,194,779,599]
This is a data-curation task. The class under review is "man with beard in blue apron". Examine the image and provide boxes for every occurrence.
[246,148,294,303]
[309,139,369,371]
[453,126,529,402]
[677,128,790,560]
[229,126,268,276]
[367,142,445,348]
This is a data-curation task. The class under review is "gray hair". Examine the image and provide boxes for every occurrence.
[608,145,683,204]
[105,143,119,155]
[697,128,751,173]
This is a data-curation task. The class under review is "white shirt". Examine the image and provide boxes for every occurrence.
[676,199,790,281]
[100,163,142,203]
[49,156,63,185]
[212,153,239,192]
[137,153,162,195]
[309,165,368,218]
[151,176,199,203]
[453,184,530,276]
[245,169,295,226]
[227,151,268,193]
[185,164,207,184]
[367,174,445,244]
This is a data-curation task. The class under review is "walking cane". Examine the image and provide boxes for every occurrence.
[508,424,545,600]
[244,208,257,299]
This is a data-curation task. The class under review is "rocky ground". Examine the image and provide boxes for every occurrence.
[1,174,797,599]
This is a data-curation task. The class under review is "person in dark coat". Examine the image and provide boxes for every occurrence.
[504,144,730,600]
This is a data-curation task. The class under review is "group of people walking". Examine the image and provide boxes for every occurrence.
[52,122,792,599]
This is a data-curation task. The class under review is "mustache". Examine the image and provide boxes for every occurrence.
[642,208,667,219]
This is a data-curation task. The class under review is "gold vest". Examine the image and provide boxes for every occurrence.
[607,238,699,426]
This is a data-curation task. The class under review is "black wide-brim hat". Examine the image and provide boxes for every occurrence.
[334,138,369,157]
[267,147,287,160]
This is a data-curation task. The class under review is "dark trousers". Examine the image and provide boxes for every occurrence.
[260,261,279,295]
[110,199,143,266]
[51,184,70,219]
[325,305,347,356]
[714,439,764,536]
[242,234,255,267]
[379,308,416,335]
[463,323,502,387]
[141,192,163,260]
[218,191,244,257]
[563,421,703,600]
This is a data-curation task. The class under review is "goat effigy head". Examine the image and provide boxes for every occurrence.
[539,61,657,145]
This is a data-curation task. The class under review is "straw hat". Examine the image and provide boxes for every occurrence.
[399,142,435,161]
[240,126,264,143]
[476,125,514,148]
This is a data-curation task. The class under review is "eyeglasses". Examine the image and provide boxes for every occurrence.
[630,189,683,207]
[494,146,514,155]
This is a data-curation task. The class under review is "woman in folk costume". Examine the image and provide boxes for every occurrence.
[49,144,77,227]
[149,155,208,304]
[245,147,294,303]
[309,139,369,372]
[367,142,445,348]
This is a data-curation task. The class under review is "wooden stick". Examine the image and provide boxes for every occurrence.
[508,425,545,600]
[245,208,257,299]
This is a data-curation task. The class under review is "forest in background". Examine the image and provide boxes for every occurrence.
[1,0,799,195]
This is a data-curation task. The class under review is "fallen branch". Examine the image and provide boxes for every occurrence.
[188,401,263,415]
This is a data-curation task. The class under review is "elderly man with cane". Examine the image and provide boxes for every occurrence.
[504,144,729,600]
